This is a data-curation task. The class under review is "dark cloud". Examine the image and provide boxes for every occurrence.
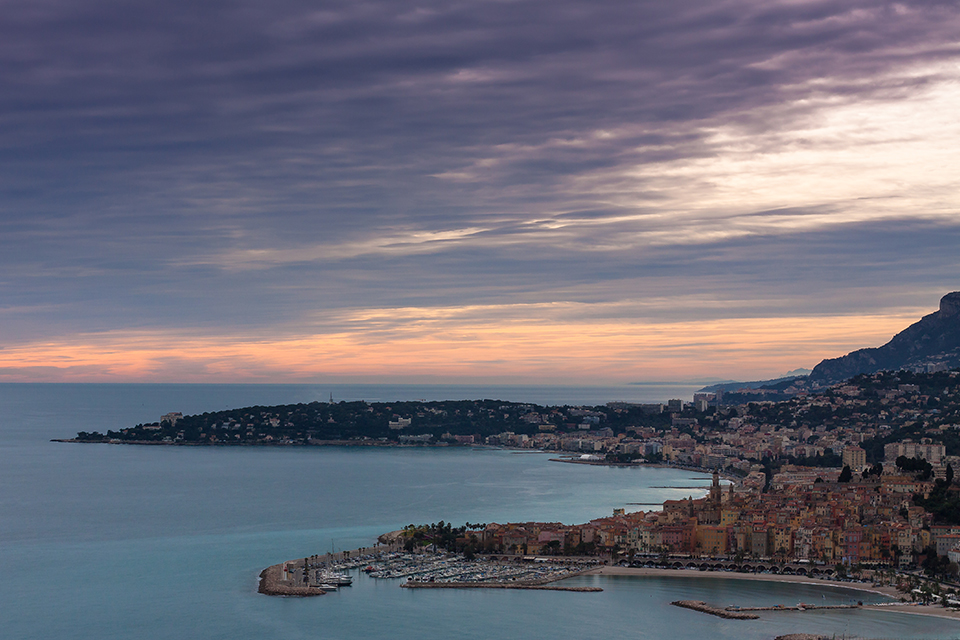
[1,0,958,355]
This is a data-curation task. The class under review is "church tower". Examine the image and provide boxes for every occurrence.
[710,469,721,503]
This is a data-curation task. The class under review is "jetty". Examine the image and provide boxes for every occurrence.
[672,599,865,620]
[402,583,601,592]
[727,603,861,612]
[671,600,759,619]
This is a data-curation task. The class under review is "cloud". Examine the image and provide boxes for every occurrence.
[0,0,959,379]
[0,308,927,384]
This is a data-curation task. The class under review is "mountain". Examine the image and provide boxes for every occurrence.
[809,291,960,385]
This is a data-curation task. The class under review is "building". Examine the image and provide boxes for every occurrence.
[160,412,182,427]
[842,445,866,471]
[388,417,413,430]
[884,440,946,465]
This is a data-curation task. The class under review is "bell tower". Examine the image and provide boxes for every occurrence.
[710,469,721,503]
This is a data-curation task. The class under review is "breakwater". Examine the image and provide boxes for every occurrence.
[672,599,865,620]
[671,600,759,619]
[258,542,403,597]
[403,583,601,591]
[258,563,327,597]
[728,604,861,612]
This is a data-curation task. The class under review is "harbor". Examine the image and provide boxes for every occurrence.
[258,544,604,596]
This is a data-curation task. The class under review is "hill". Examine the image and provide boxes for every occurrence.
[698,376,807,394]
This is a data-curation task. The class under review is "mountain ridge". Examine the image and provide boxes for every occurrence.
[809,291,960,385]
[699,292,960,395]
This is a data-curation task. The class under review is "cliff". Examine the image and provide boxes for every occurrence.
[809,292,960,385]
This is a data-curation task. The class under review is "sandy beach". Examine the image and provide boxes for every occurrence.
[584,566,960,621]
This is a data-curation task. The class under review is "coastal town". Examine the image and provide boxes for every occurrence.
[229,368,960,624]
[259,463,960,619]
[69,368,960,591]
[398,468,959,576]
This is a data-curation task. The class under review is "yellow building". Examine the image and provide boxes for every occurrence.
[697,525,728,554]
[842,445,866,471]
[720,508,740,526]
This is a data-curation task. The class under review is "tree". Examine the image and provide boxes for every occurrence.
[839,465,853,483]
[897,455,934,479]
[862,462,884,479]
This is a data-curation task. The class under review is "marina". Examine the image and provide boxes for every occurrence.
[259,546,604,596]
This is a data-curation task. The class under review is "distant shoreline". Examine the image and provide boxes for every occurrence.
[549,457,740,483]
[50,438,467,448]
[51,438,731,484]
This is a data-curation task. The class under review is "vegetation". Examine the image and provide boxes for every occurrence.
[400,522,487,556]
[838,465,853,483]
[70,397,691,445]
[914,465,960,524]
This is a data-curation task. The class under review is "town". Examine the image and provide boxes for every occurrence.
[72,369,960,575]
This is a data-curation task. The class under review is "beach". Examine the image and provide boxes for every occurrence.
[586,566,960,621]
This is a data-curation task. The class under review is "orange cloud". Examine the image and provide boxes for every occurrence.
[0,307,922,384]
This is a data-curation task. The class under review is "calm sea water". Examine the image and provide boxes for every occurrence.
[2,384,958,640]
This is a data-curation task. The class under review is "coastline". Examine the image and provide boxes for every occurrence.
[55,437,736,485]
[548,457,741,480]
[49,439,735,481]
[256,543,960,626]
[585,567,960,621]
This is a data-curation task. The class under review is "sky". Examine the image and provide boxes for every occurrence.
[1,0,959,384]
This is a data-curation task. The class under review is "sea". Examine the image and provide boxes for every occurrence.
[3,383,959,640]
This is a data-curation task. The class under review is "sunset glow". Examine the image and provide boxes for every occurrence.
[0,310,924,383]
